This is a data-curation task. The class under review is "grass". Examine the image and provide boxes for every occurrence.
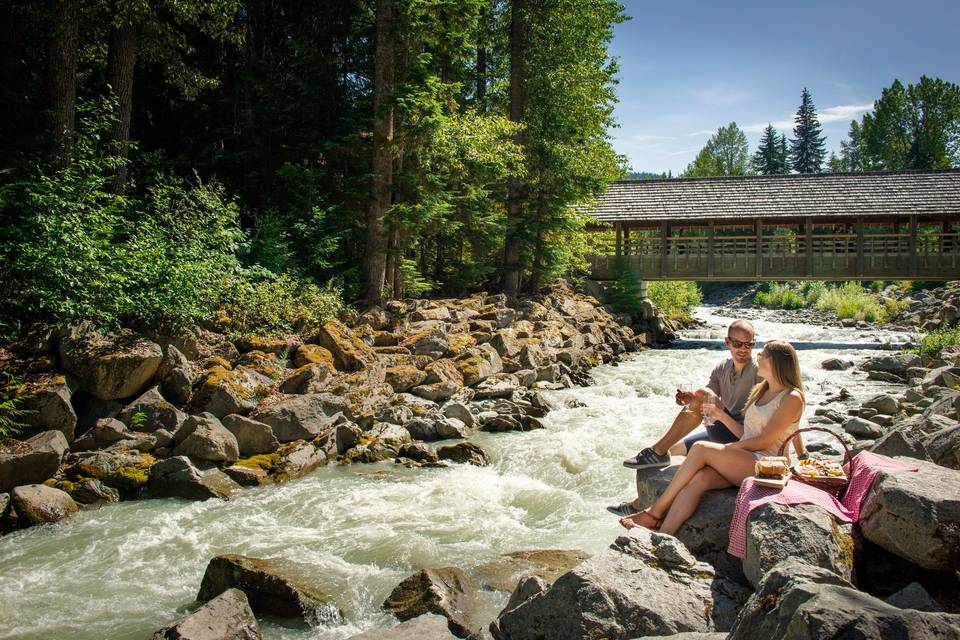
[753,281,910,324]
[915,324,960,360]
[648,281,703,322]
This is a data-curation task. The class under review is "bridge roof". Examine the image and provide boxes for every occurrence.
[581,169,960,224]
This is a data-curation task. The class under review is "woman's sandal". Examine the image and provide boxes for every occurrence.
[619,508,662,530]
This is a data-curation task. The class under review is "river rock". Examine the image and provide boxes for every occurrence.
[315,320,376,371]
[279,364,333,395]
[884,582,944,612]
[862,393,900,416]
[20,375,77,441]
[150,587,262,640]
[221,415,279,456]
[821,357,853,371]
[11,484,78,526]
[349,615,456,640]
[925,423,960,469]
[859,457,960,571]
[274,440,328,480]
[860,353,922,378]
[198,554,343,624]
[156,344,194,406]
[173,415,240,463]
[403,328,450,360]
[870,426,931,461]
[149,456,240,500]
[190,366,273,418]
[70,479,120,505]
[502,576,548,614]
[385,365,428,394]
[492,529,749,639]
[843,416,884,439]
[292,344,336,369]
[383,567,480,638]
[474,550,591,593]
[398,442,438,463]
[440,402,475,428]
[922,389,960,420]
[437,442,488,466]
[743,502,855,588]
[922,365,960,390]
[251,394,340,442]
[57,325,163,400]
[0,430,69,492]
[727,560,960,640]
[223,464,270,487]
[456,346,502,387]
[118,386,187,433]
[635,463,737,566]
[411,381,460,402]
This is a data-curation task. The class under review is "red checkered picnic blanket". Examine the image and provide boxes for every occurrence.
[727,451,917,559]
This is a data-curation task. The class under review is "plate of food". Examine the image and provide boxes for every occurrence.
[754,455,790,488]
[793,457,847,486]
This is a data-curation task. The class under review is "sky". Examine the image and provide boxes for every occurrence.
[608,0,960,175]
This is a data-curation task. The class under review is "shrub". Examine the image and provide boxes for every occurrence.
[648,280,702,322]
[607,262,646,318]
[754,283,803,309]
[915,325,960,361]
[0,373,33,442]
[814,282,887,322]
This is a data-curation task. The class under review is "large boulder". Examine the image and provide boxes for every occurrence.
[728,560,960,640]
[385,365,428,394]
[859,457,960,571]
[474,550,591,593]
[0,430,69,492]
[292,344,336,369]
[347,614,455,640]
[437,442,488,466]
[20,375,77,441]
[862,393,900,416]
[10,484,78,526]
[173,415,240,463]
[273,440,328,481]
[925,423,960,469]
[859,353,922,379]
[150,588,262,640]
[251,394,340,442]
[743,502,855,587]
[156,344,194,406]
[118,386,186,433]
[635,463,737,565]
[149,456,240,500]
[58,325,163,400]
[190,366,272,418]
[843,416,884,439]
[315,320,376,371]
[492,529,750,639]
[197,554,343,625]
[456,346,503,387]
[383,567,481,638]
[221,415,279,457]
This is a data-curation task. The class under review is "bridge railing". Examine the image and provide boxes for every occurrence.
[589,230,960,280]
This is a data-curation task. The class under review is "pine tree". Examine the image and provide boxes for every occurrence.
[778,133,790,173]
[752,124,781,174]
[789,88,827,173]
[838,120,863,171]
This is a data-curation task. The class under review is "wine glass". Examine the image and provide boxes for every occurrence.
[701,396,716,426]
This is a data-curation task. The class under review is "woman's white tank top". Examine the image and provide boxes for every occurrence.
[742,389,801,458]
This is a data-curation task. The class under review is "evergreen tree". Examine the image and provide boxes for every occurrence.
[684,122,750,176]
[778,132,790,173]
[838,120,864,171]
[752,124,783,174]
[789,88,827,173]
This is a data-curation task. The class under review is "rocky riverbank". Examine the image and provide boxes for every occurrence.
[0,282,653,534]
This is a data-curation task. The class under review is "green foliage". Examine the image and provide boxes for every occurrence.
[648,281,702,322]
[754,283,804,309]
[683,146,721,177]
[607,262,646,317]
[753,124,789,175]
[0,373,33,442]
[217,271,345,337]
[859,76,960,170]
[789,88,827,173]
[685,122,751,177]
[800,281,828,306]
[129,411,148,431]
[814,282,888,322]
[915,324,960,361]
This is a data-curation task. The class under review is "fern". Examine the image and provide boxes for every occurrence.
[0,373,34,442]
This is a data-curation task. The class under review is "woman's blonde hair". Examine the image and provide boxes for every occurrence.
[744,340,805,412]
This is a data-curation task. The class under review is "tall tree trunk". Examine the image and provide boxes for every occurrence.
[501,0,525,295]
[384,225,398,298]
[45,0,79,169]
[105,15,137,193]
[475,1,489,107]
[363,0,396,305]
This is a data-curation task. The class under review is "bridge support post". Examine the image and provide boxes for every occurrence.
[707,221,715,278]
[615,223,622,257]
[855,217,865,277]
[805,217,813,277]
[755,219,763,277]
[660,222,668,278]
[909,215,918,277]
[624,225,631,256]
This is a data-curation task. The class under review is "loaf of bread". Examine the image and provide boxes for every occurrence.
[755,456,789,479]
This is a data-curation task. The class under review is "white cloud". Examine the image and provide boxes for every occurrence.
[741,103,873,133]
[686,130,715,137]
[690,85,755,108]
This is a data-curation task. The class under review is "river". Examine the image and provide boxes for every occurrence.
[0,307,916,639]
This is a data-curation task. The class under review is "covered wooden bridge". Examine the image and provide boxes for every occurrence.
[583,169,960,281]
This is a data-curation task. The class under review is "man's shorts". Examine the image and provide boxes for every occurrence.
[682,407,741,452]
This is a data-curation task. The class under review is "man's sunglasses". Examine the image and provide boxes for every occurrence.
[726,337,756,349]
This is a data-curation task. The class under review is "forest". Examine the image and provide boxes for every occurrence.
[0,0,626,338]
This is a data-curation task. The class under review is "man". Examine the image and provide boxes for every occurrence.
[622,319,759,470]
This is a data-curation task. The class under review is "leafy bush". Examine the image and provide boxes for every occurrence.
[754,283,804,309]
[814,282,887,322]
[915,324,960,361]
[607,262,646,317]
[648,281,702,322]
[800,281,828,306]
[0,373,33,442]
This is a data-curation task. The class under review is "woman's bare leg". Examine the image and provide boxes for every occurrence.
[658,467,731,535]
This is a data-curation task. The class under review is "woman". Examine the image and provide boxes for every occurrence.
[620,340,805,534]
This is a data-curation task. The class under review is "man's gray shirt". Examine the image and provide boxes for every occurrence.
[706,358,760,419]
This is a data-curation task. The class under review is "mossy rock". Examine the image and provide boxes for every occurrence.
[315,320,375,371]
[447,333,477,356]
[233,452,282,473]
[293,344,337,370]
[203,356,233,370]
[385,365,428,393]
[234,336,294,355]
[235,350,283,381]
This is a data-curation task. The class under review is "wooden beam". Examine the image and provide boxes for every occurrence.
[909,215,918,277]
[707,220,715,278]
[624,225,631,256]
[855,217,865,277]
[615,222,622,257]
[755,219,763,277]
[660,221,668,278]
[805,217,813,277]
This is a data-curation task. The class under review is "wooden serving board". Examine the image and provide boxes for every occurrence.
[753,475,789,489]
